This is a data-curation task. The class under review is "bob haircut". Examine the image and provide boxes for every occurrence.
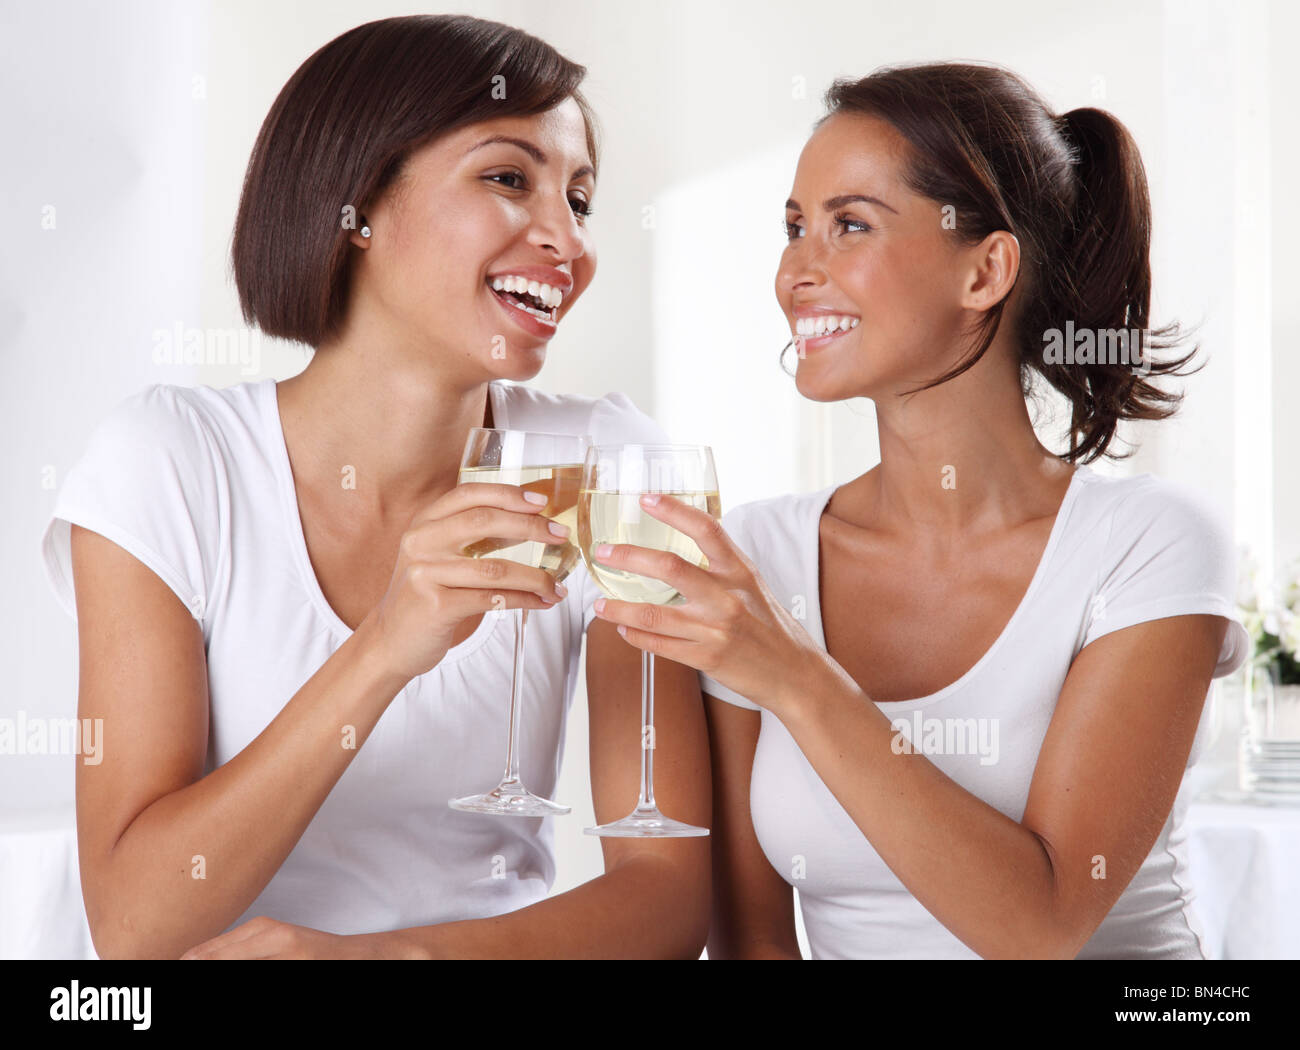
[231,14,599,347]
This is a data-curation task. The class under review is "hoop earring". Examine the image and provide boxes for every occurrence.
[779,337,801,377]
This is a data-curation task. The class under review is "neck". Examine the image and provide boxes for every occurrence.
[275,329,492,530]
[844,349,1074,540]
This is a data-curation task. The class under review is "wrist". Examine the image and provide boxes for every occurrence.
[387,927,438,960]
[354,927,435,960]
[349,614,412,699]
[771,649,859,729]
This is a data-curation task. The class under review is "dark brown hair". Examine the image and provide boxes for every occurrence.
[821,63,1199,463]
[231,15,599,348]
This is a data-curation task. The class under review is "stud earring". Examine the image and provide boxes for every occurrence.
[360,225,371,238]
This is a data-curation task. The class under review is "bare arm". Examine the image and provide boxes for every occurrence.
[704,696,801,959]
[390,618,712,959]
[771,613,1229,959]
[72,525,407,959]
[73,481,564,959]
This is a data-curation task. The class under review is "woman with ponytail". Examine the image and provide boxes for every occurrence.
[588,63,1248,958]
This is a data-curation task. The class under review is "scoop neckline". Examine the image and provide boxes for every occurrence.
[806,465,1092,710]
[260,377,508,662]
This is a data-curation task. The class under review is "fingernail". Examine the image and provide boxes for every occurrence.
[594,597,606,613]
[555,581,568,597]
[548,520,570,536]
[540,593,559,604]
[523,491,547,505]
[617,625,628,637]
[595,543,612,559]
[640,493,661,506]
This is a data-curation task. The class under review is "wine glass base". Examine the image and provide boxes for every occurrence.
[449,785,571,817]
[584,808,709,837]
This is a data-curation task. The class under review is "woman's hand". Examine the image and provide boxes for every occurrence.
[359,483,569,684]
[588,494,828,715]
[180,916,427,959]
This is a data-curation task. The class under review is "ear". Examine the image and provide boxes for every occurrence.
[959,230,1019,311]
[346,217,372,250]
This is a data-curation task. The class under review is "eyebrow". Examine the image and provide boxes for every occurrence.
[785,193,898,215]
[467,135,595,181]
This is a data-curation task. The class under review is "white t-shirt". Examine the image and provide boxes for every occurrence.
[41,377,668,942]
[700,465,1250,960]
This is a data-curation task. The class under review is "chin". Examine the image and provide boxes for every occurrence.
[794,367,861,404]
[488,344,548,383]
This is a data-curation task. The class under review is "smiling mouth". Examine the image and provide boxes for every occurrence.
[488,275,563,323]
[795,314,860,337]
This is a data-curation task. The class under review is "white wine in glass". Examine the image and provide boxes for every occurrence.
[448,428,590,818]
[578,444,718,837]
[458,463,583,581]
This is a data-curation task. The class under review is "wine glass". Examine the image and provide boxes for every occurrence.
[448,427,589,817]
[578,444,718,837]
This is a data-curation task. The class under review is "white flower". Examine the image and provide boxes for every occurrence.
[1280,558,1300,616]
[1242,608,1266,648]
[1281,608,1300,661]
[1263,606,1284,639]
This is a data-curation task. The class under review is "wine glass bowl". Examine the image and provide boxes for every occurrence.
[578,488,720,607]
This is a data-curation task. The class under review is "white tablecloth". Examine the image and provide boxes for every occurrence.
[2,800,1296,959]
[1184,797,1300,959]
[0,807,94,959]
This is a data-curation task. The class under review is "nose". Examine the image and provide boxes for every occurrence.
[528,192,587,262]
[776,238,827,302]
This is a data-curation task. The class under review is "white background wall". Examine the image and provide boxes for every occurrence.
[5,0,1295,956]
[3,0,208,812]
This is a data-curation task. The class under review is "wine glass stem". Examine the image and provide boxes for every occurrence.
[636,649,657,812]
[501,607,529,787]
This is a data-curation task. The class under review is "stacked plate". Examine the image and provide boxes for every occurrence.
[1239,734,1300,799]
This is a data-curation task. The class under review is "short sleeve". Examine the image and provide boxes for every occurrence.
[578,392,673,633]
[1081,480,1249,678]
[697,505,761,712]
[41,384,225,626]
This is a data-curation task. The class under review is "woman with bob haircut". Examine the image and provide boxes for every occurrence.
[588,63,1249,959]
[42,14,710,959]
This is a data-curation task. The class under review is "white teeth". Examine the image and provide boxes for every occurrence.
[489,275,566,310]
[794,315,859,338]
[501,296,554,322]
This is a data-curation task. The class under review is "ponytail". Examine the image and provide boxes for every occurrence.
[1038,107,1200,462]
